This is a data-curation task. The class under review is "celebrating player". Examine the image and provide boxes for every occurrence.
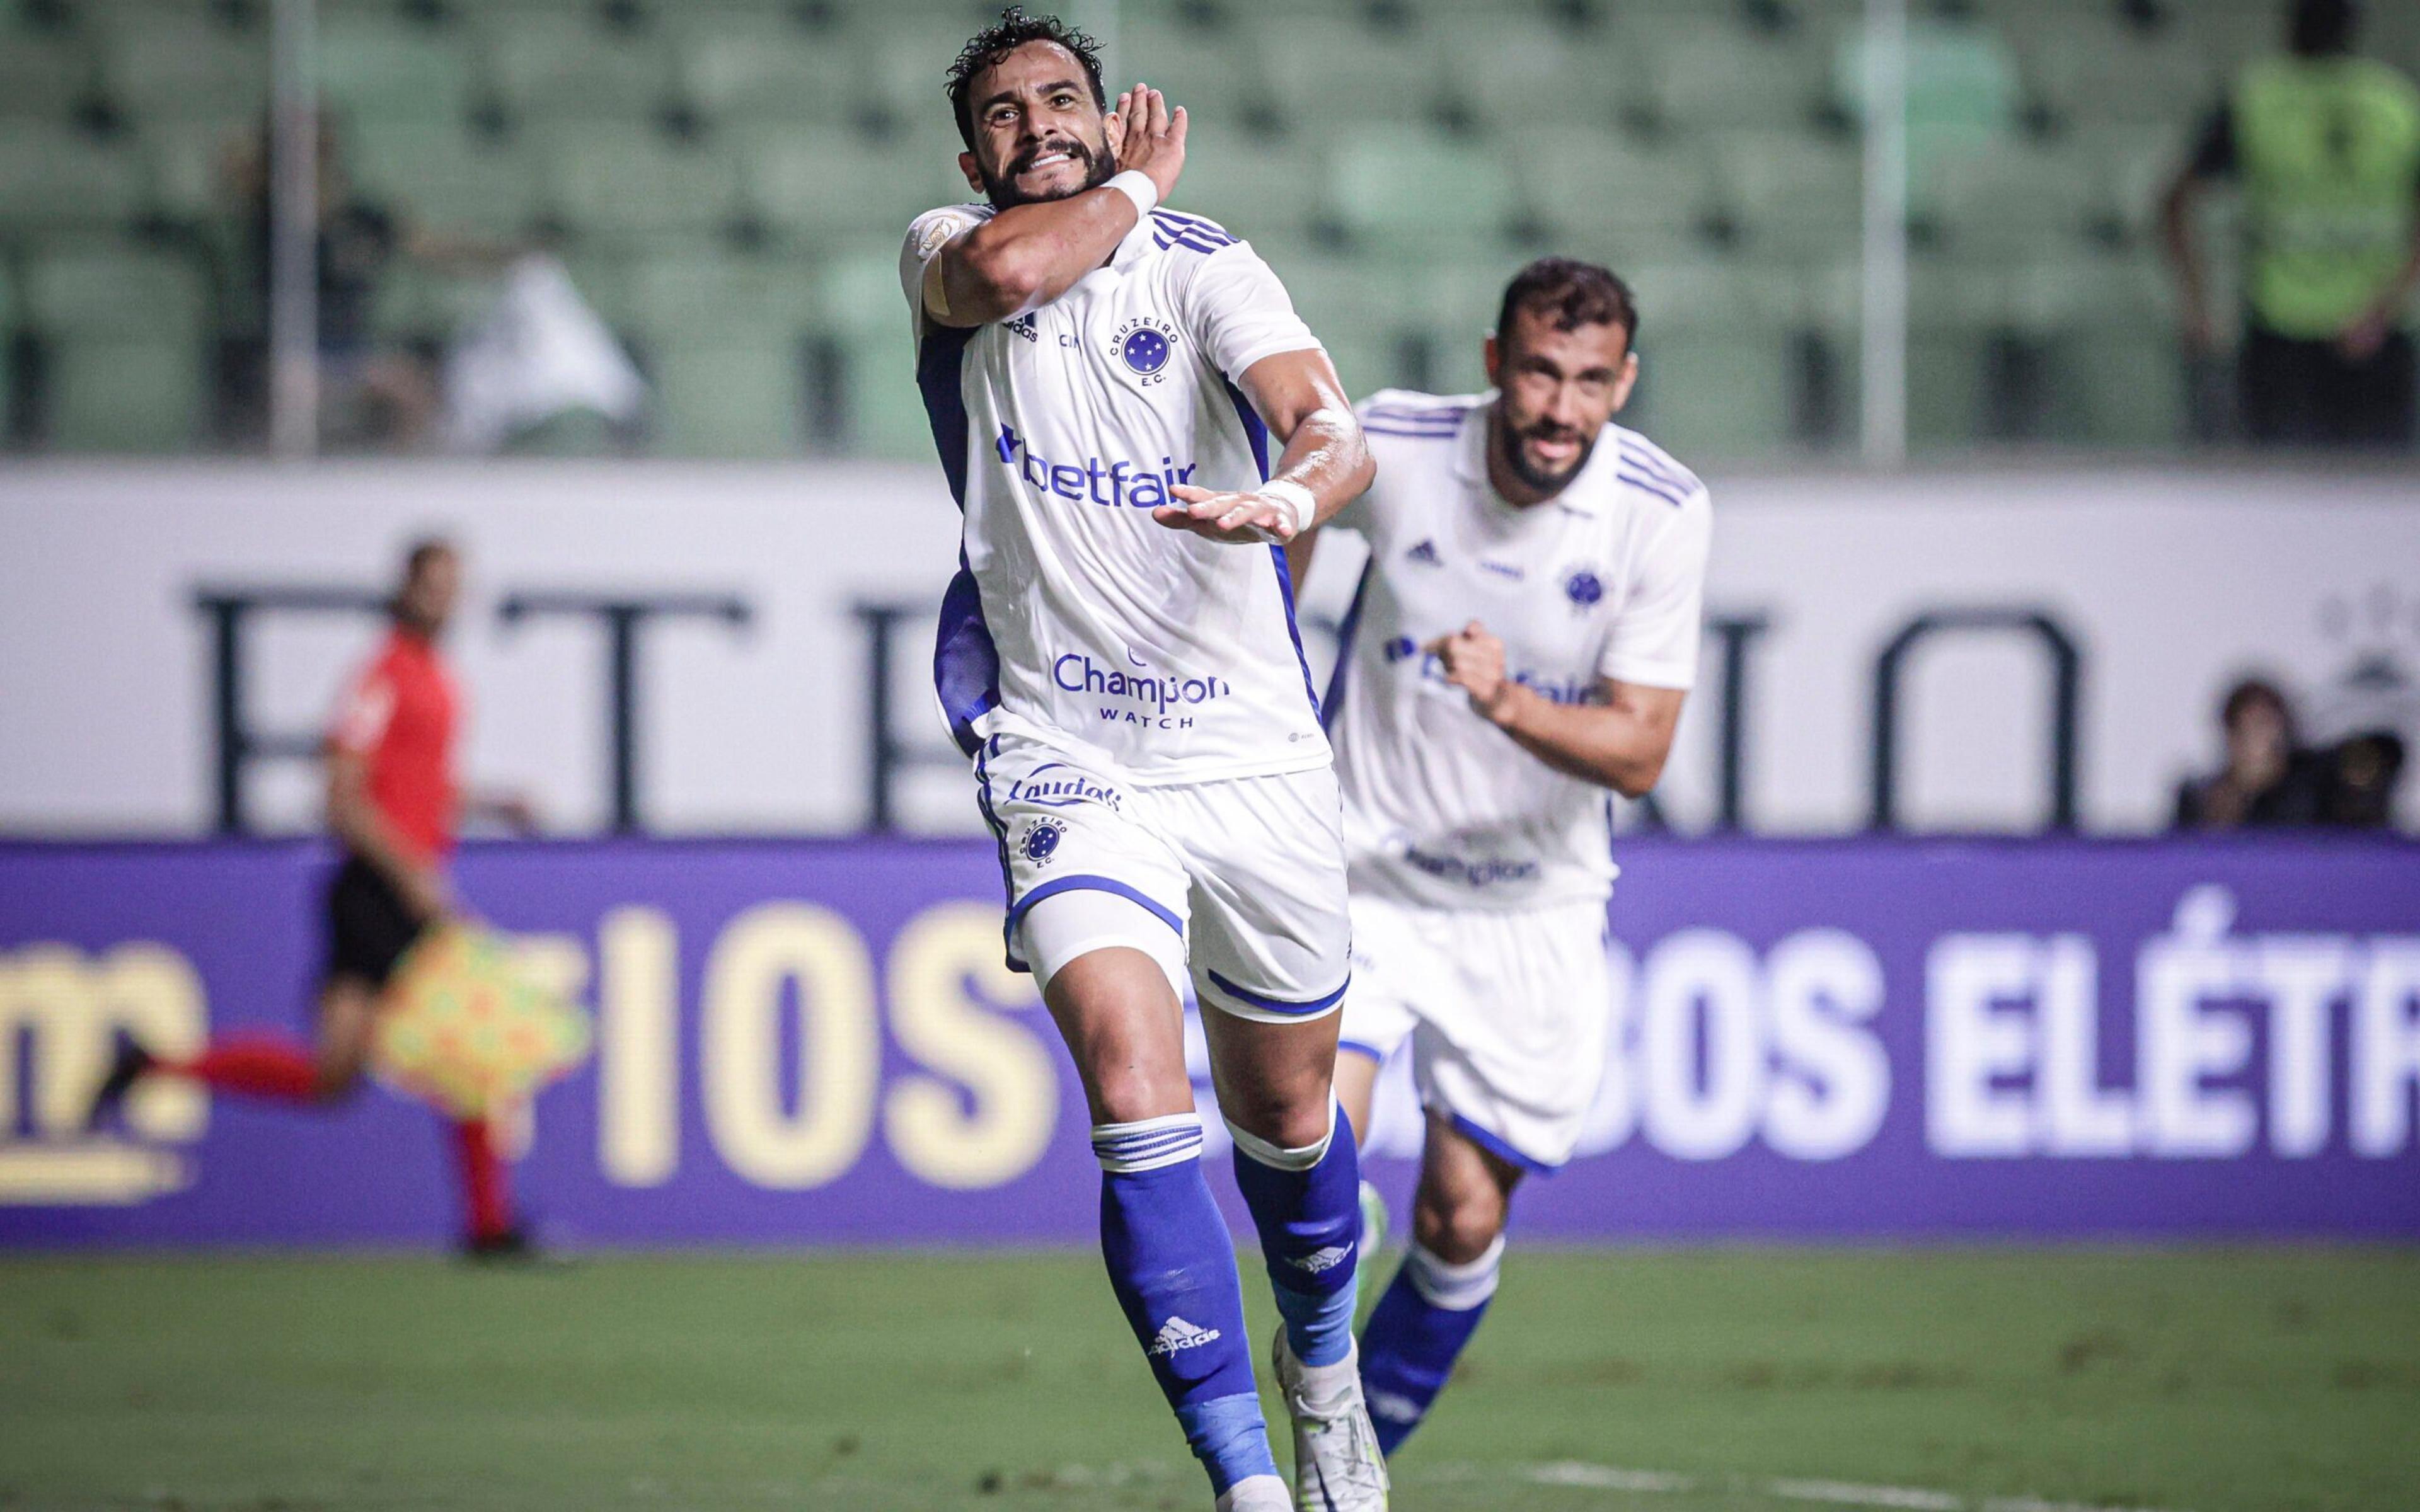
[1294,260,1710,1455]
[88,538,540,1257]
[903,10,1385,1509]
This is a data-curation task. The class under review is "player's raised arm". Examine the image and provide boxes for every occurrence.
[924,76,1187,328]
[1155,348,1374,545]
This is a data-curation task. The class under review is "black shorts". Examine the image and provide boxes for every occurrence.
[323,856,426,991]
[2238,326,2417,447]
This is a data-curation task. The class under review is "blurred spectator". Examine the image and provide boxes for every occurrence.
[2160,0,2420,448]
[2173,677,2329,828]
[225,113,521,450]
[2174,676,2406,829]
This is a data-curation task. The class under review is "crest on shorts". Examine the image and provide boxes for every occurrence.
[1019,816,1068,866]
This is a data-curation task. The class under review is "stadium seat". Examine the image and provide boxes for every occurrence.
[1915,134,2103,258]
[98,13,265,126]
[0,125,147,233]
[0,25,95,123]
[1443,12,1627,132]
[2071,122,2195,248]
[539,122,742,243]
[816,239,930,458]
[481,11,676,124]
[1906,258,2008,447]
[626,248,820,345]
[676,17,863,129]
[857,6,1006,135]
[1161,140,1325,248]
[1506,127,1718,255]
[1277,252,1428,396]
[318,13,479,129]
[1642,26,1841,134]
[2028,250,2187,447]
[1122,14,1266,130]
[646,338,806,456]
[1835,16,2020,159]
[740,128,967,245]
[2023,16,2219,129]
[135,111,253,223]
[1261,12,1452,130]
[349,121,544,243]
[1329,128,1521,255]
[22,244,209,450]
[1715,130,1862,255]
[1620,260,1802,456]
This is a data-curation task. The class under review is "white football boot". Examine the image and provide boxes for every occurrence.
[1215,1472,1295,1511]
[1272,1326,1390,1511]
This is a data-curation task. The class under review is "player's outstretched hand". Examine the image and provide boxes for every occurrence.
[1110,84,1187,202]
[1154,484,1295,544]
[1424,620,1518,723]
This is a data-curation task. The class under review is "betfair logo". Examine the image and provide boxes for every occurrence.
[0,943,208,1205]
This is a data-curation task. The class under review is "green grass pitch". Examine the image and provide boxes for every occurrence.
[3,1247,2415,1511]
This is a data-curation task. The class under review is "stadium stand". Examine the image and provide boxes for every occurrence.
[0,0,2412,457]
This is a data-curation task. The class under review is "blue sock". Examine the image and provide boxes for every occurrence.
[1358,1235,1503,1456]
[1094,1115,1279,1494]
[1229,1105,1361,1368]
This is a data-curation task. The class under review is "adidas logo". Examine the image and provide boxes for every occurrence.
[1293,1245,1352,1276]
[1367,1390,1422,1423]
[1405,539,1442,566]
[1146,1316,1223,1358]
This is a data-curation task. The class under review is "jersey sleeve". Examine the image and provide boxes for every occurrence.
[1598,488,1712,690]
[1179,241,1324,384]
[899,204,989,342]
[328,662,397,756]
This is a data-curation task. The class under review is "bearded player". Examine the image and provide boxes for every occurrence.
[1293,260,1710,1455]
[902,10,1386,1509]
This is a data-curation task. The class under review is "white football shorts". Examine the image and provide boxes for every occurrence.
[1339,891,1616,1173]
[977,731,1353,1024]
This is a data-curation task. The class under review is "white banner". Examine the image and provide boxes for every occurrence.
[1,460,2413,836]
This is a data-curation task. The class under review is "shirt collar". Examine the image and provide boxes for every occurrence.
[1454,396,1614,518]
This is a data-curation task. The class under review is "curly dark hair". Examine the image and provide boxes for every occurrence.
[946,6,1108,150]
[1496,257,1641,353]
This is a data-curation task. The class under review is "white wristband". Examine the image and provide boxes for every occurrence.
[1106,169,1160,219]
[1261,479,1317,537]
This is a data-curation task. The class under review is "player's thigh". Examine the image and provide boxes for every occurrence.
[1334,1046,1382,1145]
[1173,765,1353,1028]
[1043,941,1194,1126]
[1199,1005,1339,1148]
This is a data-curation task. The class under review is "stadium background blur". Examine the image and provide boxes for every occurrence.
[3,3,2419,1511]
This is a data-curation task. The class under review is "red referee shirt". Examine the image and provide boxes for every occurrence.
[327,627,460,862]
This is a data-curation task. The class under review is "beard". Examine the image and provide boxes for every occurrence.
[1494,404,1598,495]
[980,132,1116,209]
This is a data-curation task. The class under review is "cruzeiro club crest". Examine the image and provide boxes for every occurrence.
[1109,316,1180,386]
[1563,566,1606,614]
[1019,816,1069,867]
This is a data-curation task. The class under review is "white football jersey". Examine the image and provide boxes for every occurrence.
[1323,389,1712,911]
[901,201,1331,785]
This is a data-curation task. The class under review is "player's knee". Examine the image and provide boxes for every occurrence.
[1222,1091,1333,1155]
[1412,1186,1506,1265]
[1088,1063,1192,1128]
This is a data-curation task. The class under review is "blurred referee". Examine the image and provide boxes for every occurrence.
[2163,0,2420,447]
[89,539,541,1257]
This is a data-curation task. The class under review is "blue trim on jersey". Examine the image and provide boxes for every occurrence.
[1446,1111,1563,1176]
[935,556,1002,757]
[1617,468,1690,509]
[1222,377,1323,719]
[1001,874,1188,972]
[1619,437,1701,496]
[1338,1038,1388,1065]
[1363,424,1462,440]
[918,324,1003,757]
[1319,560,1374,732]
[1152,209,1238,254]
[1202,968,1351,1017]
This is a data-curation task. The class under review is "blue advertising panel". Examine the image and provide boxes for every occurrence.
[2,838,2415,1245]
